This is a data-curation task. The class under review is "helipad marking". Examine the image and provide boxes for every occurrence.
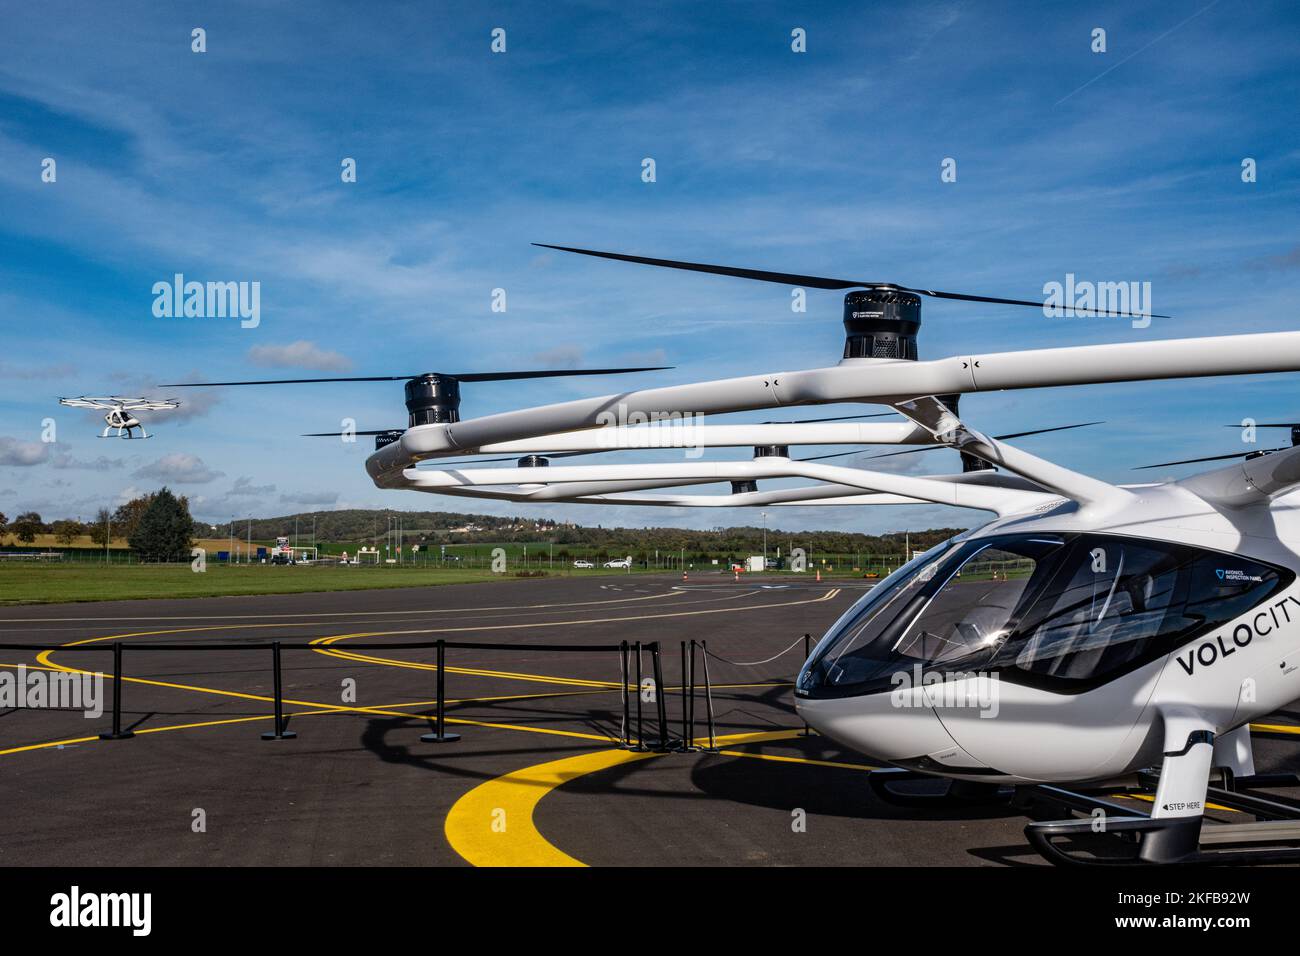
[444,729,801,867]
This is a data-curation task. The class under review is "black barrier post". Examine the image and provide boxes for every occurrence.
[799,632,813,737]
[699,640,718,753]
[98,641,134,740]
[689,640,697,742]
[261,640,297,740]
[650,641,672,751]
[632,641,647,751]
[676,641,697,753]
[620,641,631,749]
[421,639,461,743]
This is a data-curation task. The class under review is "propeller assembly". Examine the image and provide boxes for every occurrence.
[1135,423,1300,470]
[535,243,1167,362]
[161,366,670,449]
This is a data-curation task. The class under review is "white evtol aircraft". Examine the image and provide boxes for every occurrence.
[167,244,1300,864]
[58,396,180,439]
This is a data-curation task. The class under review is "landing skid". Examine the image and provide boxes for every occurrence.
[1018,771,1300,866]
[868,765,1300,865]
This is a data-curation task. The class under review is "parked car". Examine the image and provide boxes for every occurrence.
[572,559,594,568]
[604,556,632,569]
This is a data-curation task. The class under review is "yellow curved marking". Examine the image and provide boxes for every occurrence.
[444,729,801,867]
[307,587,843,679]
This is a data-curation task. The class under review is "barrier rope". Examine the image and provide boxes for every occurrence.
[702,635,807,667]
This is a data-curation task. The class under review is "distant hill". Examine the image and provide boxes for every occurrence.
[202,509,967,557]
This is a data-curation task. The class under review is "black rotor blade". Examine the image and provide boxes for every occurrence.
[534,243,870,291]
[907,286,1169,318]
[992,421,1106,441]
[1133,449,1285,470]
[162,366,670,387]
[1222,423,1300,428]
[302,429,404,437]
[535,243,1168,318]
[452,366,670,382]
[798,421,1103,463]
[166,376,411,386]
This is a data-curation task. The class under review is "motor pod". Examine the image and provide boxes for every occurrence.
[842,289,921,360]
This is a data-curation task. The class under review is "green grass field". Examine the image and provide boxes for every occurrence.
[0,563,515,605]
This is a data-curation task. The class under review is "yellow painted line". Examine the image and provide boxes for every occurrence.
[1113,792,1239,814]
[1251,722,1300,735]
[305,587,841,684]
[444,729,801,867]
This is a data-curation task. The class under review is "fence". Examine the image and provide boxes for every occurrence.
[0,636,814,752]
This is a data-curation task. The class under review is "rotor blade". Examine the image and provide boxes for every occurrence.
[533,243,872,290]
[991,421,1105,441]
[162,366,669,387]
[904,286,1169,318]
[797,421,1104,463]
[759,412,898,424]
[166,376,411,386]
[798,447,910,462]
[1133,450,1283,470]
[534,243,1168,317]
[1223,423,1300,428]
[302,430,404,437]
[451,367,670,382]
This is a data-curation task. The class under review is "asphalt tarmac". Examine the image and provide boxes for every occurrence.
[0,573,1296,867]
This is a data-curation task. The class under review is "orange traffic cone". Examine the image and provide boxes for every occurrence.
[734,570,740,582]
[816,568,821,582]
[682,571,688,582]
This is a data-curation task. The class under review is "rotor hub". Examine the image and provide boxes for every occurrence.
[404,374,461,426]
[842,289,921,360]
[752,445,789,458]
[730,480,759,494]
[516,455,550,467]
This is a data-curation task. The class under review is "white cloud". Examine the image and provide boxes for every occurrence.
[0,437,51,467]
[247,340,352,372]
[133,453,224,484]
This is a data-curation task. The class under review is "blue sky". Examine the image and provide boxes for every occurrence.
[1,0,1298,534]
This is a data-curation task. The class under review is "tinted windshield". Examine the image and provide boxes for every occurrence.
[797,533,1289,697]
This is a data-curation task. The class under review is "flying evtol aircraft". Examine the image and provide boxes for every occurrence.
[165,243,1300,865]
[58,396,181,439]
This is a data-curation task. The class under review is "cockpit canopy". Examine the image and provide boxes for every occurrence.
[797,532,1290,698]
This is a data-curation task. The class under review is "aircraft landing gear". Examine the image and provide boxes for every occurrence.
[1020,722,1300,865]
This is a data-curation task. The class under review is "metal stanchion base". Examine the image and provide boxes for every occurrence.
[261,731,297,740]
[697,745,721,754]
[98,731,134,740]
[421,731,461,743]
[642,737,682,752]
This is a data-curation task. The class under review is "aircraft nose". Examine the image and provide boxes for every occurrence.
[796,691,957,762]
